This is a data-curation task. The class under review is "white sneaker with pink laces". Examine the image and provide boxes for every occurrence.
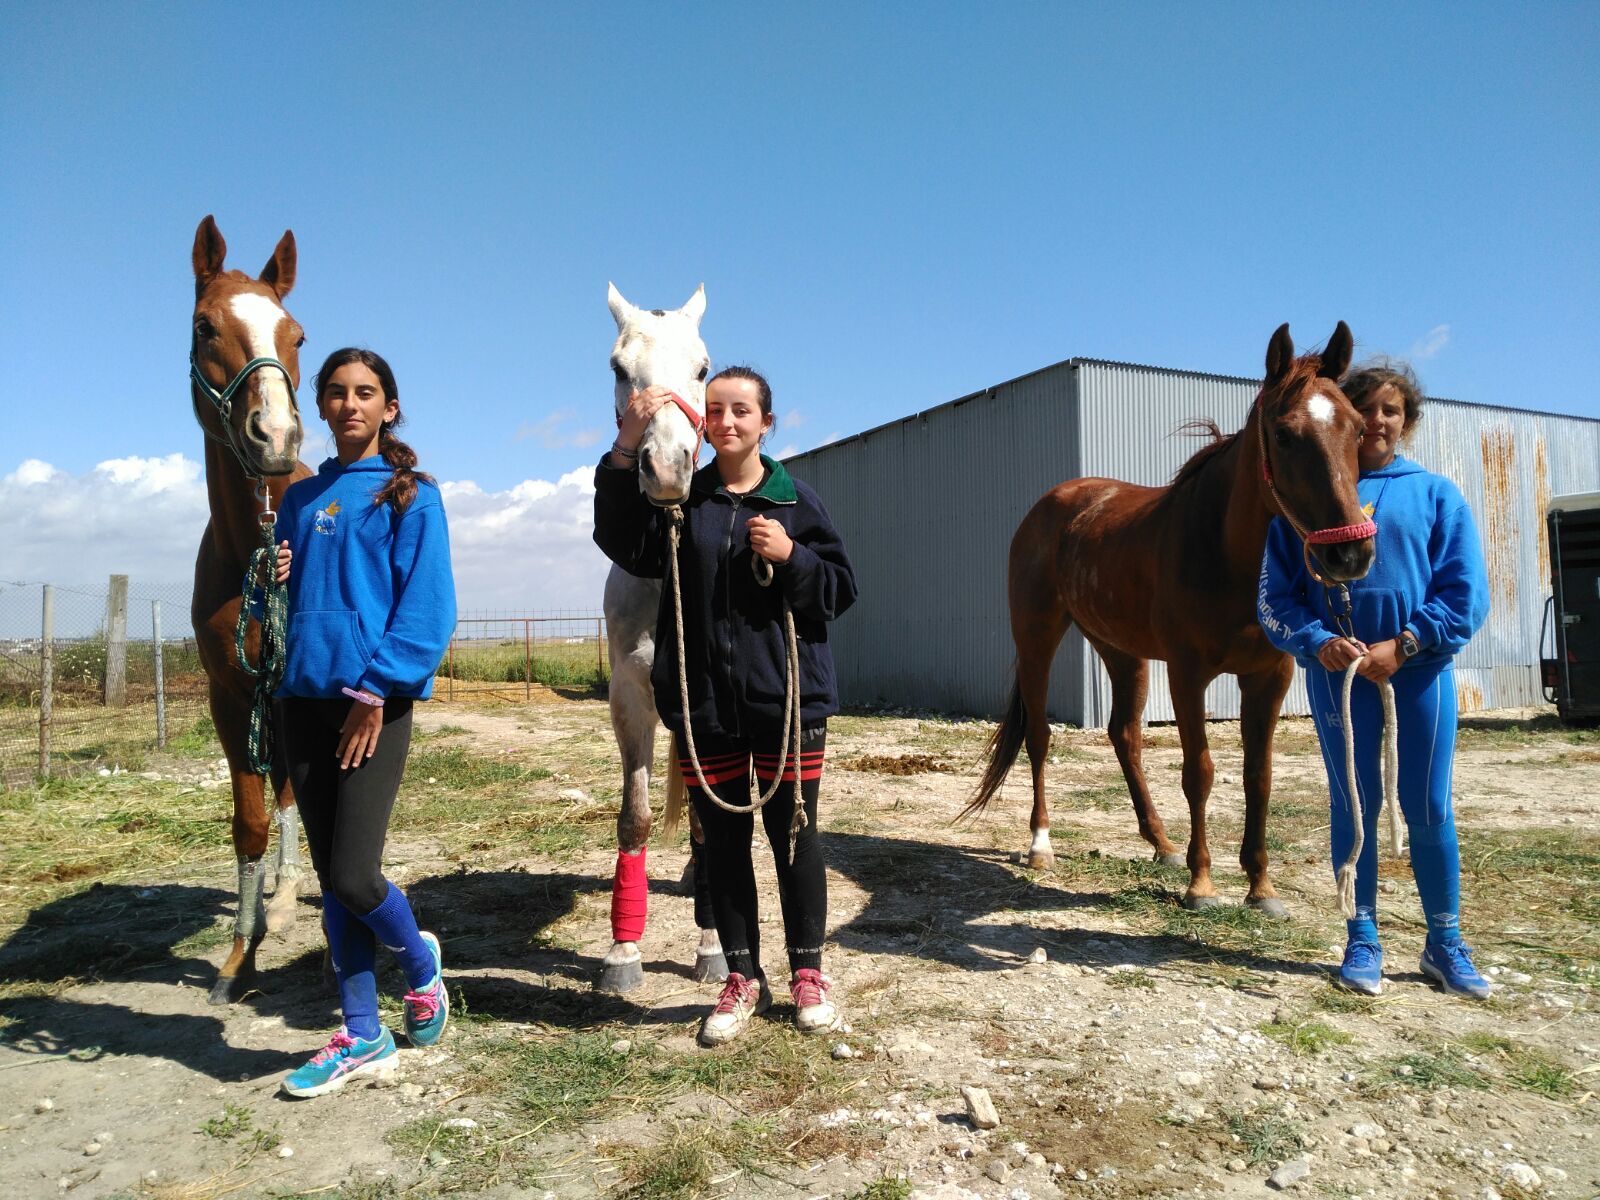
[790,968,840,1034]
[698,972,772,1047]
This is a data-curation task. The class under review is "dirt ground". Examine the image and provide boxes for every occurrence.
[1,695,1596,1200]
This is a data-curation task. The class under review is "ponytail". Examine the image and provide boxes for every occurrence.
[313,346,433,513]
[373,422,433,513]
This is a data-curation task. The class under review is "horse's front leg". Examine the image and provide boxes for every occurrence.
[599,674,656,993]
[1239,662,1294,920]
[209,694,271,1005]
[1169,668,1220,910]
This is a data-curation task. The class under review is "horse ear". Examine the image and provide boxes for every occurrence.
[680,283,706,327]
[260,230,297,299]
[1264,323,1294,384]
[1318,320,1353,380]
[192,215,227,294]
[607,282,636,329]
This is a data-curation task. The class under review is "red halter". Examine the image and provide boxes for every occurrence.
[617,390,703,433]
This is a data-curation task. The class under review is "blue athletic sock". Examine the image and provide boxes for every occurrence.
[1409,817,1463,946]
[361,881,435,990]
[1345,913,1380,946]
[323,894,381,1041]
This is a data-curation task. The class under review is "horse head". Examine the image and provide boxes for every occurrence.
[607,282,709,505]
[1256,322,1375,583]
[190,215,305,477]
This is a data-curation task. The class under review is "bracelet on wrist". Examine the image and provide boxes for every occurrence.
[609,440,638,461]
[341,686,384,707]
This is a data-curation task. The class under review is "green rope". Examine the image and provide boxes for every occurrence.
[234,515,288,775]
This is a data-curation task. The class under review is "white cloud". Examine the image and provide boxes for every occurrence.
[1409,324,1450,360]
[513,410,604,450]
[773,444,801,461]
[0,455,615,616]
[782,409,805,431]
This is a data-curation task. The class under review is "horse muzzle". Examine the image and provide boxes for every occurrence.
[1310,536,1375,582]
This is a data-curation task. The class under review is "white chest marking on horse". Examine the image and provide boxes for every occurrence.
[228,293,297,446]
[1307,396,1335,425]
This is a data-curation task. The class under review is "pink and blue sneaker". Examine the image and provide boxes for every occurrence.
[1420,940,1492,1000]
[404,931,449,1047]
[281,1027,397,1098]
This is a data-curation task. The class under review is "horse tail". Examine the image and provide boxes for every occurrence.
[961,674,1026,821]
[660,731,687,840]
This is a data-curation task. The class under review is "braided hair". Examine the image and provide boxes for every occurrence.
[313,347,434,512]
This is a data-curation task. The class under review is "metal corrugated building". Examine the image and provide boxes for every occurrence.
[785,357,1600,726]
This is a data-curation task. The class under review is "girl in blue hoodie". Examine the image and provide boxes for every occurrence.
[272,348,457,1096]
[1258,362,1491,1000]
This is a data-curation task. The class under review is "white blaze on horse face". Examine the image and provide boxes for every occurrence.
[228,292,299,457]
[1306,395,1336,425]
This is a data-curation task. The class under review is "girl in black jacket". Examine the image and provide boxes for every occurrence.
[594,366,857,1046]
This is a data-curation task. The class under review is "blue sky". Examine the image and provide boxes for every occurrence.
[2,3,1597,606]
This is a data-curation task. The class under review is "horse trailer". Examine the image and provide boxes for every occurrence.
[1542,492,1600,725]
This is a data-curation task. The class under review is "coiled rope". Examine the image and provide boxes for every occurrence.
[666,505,807,863]
[234,489,287,775]
[1334,656,1403,919]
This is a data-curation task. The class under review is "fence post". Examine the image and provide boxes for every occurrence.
[39,585,54,778]
[447,632,455,702]
[152,599,167,748]
[524,619,532,701]
[104,573,129,707]
[596,617,604,681]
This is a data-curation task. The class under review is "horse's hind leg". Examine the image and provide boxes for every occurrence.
[1239,662,1294,920]
[686,799,727,982]
[1168,666,1221,910]
[1090,640,1182,868]
[1014,614,1067,870]
[210,698,271,1005]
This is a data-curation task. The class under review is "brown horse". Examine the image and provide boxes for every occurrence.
[967,323,1373,914]
[188,215,313,1003]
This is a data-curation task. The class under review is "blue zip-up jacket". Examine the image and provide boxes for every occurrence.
[1257,454,1489,670]
[274,456,457,699]
[593,454,858,738]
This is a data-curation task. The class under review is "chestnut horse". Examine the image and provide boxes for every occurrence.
[188,215,312,1003]
[967,323,1374,914]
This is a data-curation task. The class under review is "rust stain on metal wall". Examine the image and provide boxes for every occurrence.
[1455,679,1484,714]
[1479,427,1519,617]
[1533,437,1552,584]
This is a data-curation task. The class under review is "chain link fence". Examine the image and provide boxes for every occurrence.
[438,611,609,702]
[0,578,209,787]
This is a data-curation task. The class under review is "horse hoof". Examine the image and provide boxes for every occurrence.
[1182,894,1222,912]
[693,950,729,983]
[207,972,254,1006]
[1026,851,1056,871]
[1246,897,1290,921]
[597,958,644,994]
[1157,853,1186,870]
[265,888,299,934]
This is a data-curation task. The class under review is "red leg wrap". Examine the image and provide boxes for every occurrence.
[611,847,648,944]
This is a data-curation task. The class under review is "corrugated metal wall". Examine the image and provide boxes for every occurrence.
[786,358,1600,726]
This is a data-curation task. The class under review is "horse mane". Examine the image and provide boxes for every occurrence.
[1166,352,1325,491]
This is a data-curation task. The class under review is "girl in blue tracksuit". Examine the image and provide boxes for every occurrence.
[594,366,858,1048]
[1258,361,1491,999]
[272,348,457,1096]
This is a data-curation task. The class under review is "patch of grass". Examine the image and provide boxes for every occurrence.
[1262,1018,1352,1056]
[1310,986,1378,1015]
[1106,968,1157,990]
[1102,883,1328,962]
[197,1103,279,1153]
[611,1137,714,1200]
[172,919,233,957]
[166,715,219,756]
[1368,1046,1488,1092]
[407,746,554,790]
[1221,1105,1304,1165]
[846,1176,913,1200]
[1508,1053,1577,1099]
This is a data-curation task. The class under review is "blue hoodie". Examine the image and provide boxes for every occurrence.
[1257,455,1489,669]
[274,456,457,699]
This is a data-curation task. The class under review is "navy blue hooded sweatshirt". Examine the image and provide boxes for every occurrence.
[1257,454,1489,669]
[593,454,857,738]
[274,456,457,700]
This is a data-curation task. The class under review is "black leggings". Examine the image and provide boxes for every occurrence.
[276,697,413,915]
[683,724,827,980]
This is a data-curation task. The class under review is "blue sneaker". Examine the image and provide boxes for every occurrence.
[1420,940,1492,1000]
[1337,941,1384,995]
[404,931,449,1047]
[281,1027,397,1098]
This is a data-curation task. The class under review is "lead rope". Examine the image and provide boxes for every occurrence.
[666,505,808,865]
[1334,655,1403,919]
[233,480,288,775]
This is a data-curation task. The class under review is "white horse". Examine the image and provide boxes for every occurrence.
[597,282,728,992]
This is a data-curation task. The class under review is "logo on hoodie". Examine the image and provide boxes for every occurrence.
[313,499,342,536]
